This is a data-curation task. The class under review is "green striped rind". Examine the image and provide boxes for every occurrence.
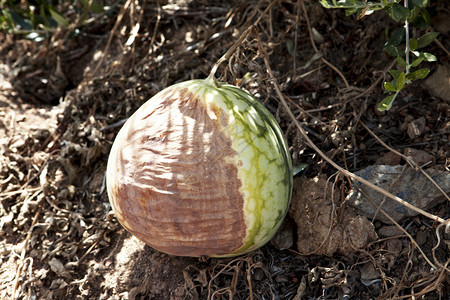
[176,79,293,257]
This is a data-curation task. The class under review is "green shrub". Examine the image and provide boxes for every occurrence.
[318,0,438,110]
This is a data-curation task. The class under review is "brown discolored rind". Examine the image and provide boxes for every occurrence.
[107,87,247,257]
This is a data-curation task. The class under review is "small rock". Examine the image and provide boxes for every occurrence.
[275,274,289,283]
[415,230,427,247]
[253,268,266,281]
[360,262,379,281]
[378,225,404,238]
[376,151,402,166]
[406,117,426,139]
[386,239,403,254]
[403,148,435,166]
[425,63,450,103]
[346,165,449,224]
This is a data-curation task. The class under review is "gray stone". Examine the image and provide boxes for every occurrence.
[425,63,450,103]
[360,262,379,281]
[346,165,449,224]
[415,230,428,247]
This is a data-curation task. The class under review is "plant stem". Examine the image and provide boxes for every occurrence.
[404,0,410,74]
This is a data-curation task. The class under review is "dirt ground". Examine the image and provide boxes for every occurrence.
[0,0,449,299]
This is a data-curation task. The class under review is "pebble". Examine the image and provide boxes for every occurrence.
[415,230,428,247]
[360,262,379,281]
[403,148,435,166]
[386,239,403,254]
[346,165,449,224]
[376,151,402,166]
[425,63,450,103]
[406,117,426,139]
[253,268,265,281]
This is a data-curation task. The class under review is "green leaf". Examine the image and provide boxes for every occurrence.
[411,57,424,67]
[411,0,429,8]
[408,6,422,23]
[409,38,418,51]
[389,69,402,79]
[416,32,439,49]
[421,9,431,25]
[378,94,397,111]
[389,27,405,47]
[48,7,68,28]
[7,9,32,30]
[408,68,430,79]
[319,0,331,8]
[383,44,401,57]
[422,52,436,62]
[396,71,406,90]
[397,56,407,67]
[405,73,415,80]
[383,28,405,57]
[384,81,396,92]
[387,4,410,23]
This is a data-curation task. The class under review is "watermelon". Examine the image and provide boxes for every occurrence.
[106,79,293,257]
